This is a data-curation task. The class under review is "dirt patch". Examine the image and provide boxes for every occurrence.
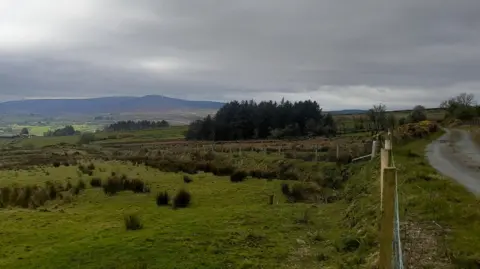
[402,221,453,269]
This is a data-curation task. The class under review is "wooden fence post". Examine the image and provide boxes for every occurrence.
[371,140,378,160]
[379,167,396,269]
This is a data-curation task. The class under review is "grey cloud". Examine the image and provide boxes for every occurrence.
[1,0,480,109]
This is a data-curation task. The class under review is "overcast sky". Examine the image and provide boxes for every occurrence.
[0,0,479,110]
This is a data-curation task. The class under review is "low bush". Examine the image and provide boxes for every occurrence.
[230,170,248,182]
[53,162,61,168]
[45,182,57,199]
[183,175,193,183]
[65,181,73,191]
[90,177,102,187]
[70,186,81,195]
[87,163,95,170]
[77,179,86,190]
[124,214,143,231]
[173,189,191,209]
[103,176,123,195]
[156,191,169,206]
[124,178,146,193]
[281,183,290,196]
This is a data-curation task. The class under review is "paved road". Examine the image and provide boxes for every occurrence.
[426,129,480,195]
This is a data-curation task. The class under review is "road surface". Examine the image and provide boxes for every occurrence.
[426,129,480,195]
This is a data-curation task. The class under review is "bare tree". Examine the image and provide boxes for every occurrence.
[367,104,387,134]
[455,93,475,107]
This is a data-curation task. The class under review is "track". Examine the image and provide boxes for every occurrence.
[426,129,480,195]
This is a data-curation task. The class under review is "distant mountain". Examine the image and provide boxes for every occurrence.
[327,109,367,115]
[0,95,225,116]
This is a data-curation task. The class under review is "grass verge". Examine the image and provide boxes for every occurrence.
[395,132,480,268]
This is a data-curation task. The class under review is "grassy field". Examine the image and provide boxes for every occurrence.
[0,162,371,269]
[8,124,100,136]
[3,126,188,149]
[0,121,478,268]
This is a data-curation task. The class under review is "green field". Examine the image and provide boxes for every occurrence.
[4,126,188,149]
[0,122,479,268]
[0,161,361,269]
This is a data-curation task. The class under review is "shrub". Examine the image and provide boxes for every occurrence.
[125,178,146,193]
[281,183,290,196]
[0,187,11,207]
[230,170,248,182]
[45,182,57,199]
[173,189,191,209]
[16,186,33,208]
[124,214,143,231]
[53,162,61,168]
[183,175,193,183]
[290,184,306,202]
[78,133,95,145]
[65,181,73,191]
[102,177,123,195]
[70,186,80,195]
[90,177,102,187]
[156,191,169,206]
[77,179,86,190]
[31,188,49,208]
[62,162,70,167]
[87,163,95,171]
[212,165,235,176]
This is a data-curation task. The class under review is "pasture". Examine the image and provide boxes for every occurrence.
[1,120,479,268]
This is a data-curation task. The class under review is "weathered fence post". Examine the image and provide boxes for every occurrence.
[379,130,395,269]
[371,140,378,160]
[336,144,340,159]
[379,167,396,269]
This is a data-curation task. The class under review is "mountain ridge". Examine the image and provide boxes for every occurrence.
[0,95,225,116]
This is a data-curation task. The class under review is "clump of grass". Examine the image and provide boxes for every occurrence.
[70,186,80,195]
[90,177,102,187]
[31,188,49,208]
[77,179,86,190]
[173,189,191,209]
[281,183,290,196]
[156,191,169,206]
[44,182,57,200]
[124,178,145,193]
[65,181,73,191]
[124,214,143,231]
[0,187,11,207]
[87,163,95,170]
[230,170,248,182]
[103,177,123,195]
[183,175,193,183]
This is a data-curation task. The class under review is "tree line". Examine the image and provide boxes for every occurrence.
[185,99,336,141]
[104,120,169,132]
[44,125,80,137]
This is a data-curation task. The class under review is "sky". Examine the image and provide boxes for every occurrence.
[0,0,479,110]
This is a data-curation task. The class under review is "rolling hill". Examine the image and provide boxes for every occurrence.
[0,95,224,116]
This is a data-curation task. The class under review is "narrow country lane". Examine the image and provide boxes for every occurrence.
[426,129,480,195]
